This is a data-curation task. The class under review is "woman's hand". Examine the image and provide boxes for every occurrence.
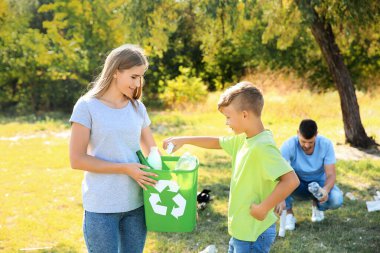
[125,163,158,190]
[163,137,184,153]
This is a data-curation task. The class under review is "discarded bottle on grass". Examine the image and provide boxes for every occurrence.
[175,152,198,171]
[308,182,324,200]
[147,146,162,170]
[345,192,356,201]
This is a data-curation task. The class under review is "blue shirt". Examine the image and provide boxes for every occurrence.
[280,135,335,181]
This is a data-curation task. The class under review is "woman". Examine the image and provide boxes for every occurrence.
[69,44,158,253]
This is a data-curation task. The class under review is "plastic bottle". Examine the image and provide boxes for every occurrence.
[166,142,175,154]
[278,210,287,237]
[174,152,197,171]
[308,182,324,200]
[199,245,217,253]
[345,192,356,201]
[147,146,162,170]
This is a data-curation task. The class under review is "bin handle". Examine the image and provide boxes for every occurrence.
[136,150,154,169]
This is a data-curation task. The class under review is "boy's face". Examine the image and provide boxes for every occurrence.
[220,104,245,134]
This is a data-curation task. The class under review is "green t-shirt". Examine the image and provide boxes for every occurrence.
[219,130,293,241]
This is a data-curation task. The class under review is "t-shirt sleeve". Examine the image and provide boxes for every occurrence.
[324,139,336,165]
[139,101,151,128]
[280,139,293,163]
[219,135,236,156]
[259,145,294,182]
[69,98,92,129]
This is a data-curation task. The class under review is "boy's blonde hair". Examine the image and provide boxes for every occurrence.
[218,81,264,117]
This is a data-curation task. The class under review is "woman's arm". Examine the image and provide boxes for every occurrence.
[140,126,159,156]
[69,122,157,189]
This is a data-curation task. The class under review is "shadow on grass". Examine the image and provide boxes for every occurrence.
[0,112,70,125]
[40,243,79,253]
[359,145,380,158]
[200,154,231,171]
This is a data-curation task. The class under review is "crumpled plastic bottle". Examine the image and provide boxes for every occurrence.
[308,182,324,200]
[166,142,175,154]
[174,152,198,171]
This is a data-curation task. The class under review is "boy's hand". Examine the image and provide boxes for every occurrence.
[274,201,286,216]
[250,203,268,221]
[163,137,184,153]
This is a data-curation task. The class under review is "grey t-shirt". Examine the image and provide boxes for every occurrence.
[69,96,151,213]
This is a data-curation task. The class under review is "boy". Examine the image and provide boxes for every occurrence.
[163,81,299,253]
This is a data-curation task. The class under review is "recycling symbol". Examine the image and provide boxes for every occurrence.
[148,180,186,219]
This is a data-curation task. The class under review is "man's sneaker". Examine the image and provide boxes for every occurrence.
[285,214,296,230]
[311,206,325,222]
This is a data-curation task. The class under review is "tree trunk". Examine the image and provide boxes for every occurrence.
[297,1,377,148]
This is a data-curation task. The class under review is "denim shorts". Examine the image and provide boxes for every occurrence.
[228,224,276,253]
[83,206,147,253]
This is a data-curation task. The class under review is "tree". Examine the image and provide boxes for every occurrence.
[296,0,378,148]
[261,0,379,148]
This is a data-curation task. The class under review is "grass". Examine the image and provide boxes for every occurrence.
[0,89,379,252]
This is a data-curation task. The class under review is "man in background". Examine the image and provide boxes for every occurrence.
[280,119,343,230]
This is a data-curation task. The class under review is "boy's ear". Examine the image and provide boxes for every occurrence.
[242,110,248,118]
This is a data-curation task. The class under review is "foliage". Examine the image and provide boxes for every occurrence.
[259,0,380,90]
[159,67,208,109]
[0,0,380,113]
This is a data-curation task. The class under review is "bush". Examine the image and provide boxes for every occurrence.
[160,67,208,109]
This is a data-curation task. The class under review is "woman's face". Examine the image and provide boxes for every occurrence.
[114,65,146,98]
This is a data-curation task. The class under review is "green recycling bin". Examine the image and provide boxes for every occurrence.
[137,151,199,232]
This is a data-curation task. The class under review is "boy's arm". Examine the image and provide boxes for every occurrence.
[163,136,221,153]
[250,171,300,221]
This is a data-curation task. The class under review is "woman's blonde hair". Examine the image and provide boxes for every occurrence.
[85,44,149,107]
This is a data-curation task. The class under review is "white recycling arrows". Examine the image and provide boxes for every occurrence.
[171,193,186,219]
[148,179,187,218]
[149,193,167,215]
[154,180,179,193]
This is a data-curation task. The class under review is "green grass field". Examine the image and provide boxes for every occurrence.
[0,90,379,252]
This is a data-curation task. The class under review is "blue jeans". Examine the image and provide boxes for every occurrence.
[285,179,343,211]
[83,206,147,253]
[228,224,276,253]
